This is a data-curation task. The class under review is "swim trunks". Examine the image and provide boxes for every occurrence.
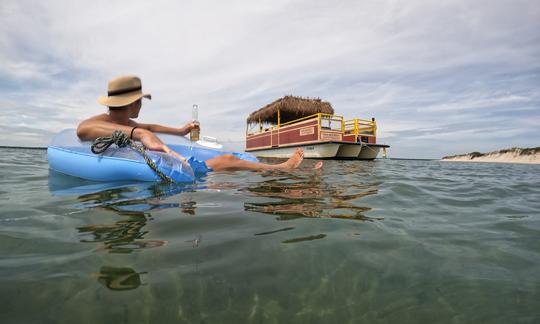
[187,156,213,174]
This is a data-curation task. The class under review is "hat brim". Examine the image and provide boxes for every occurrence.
[98,93,151,107]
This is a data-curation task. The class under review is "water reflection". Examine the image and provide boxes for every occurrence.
[185,234,203,248]
[97,266,146,291]
[77,210,168,254]
[254,227,295,236]
[282,234,326,244]
[48,171,190,291]
[242,174,381,221]
[48,170,189,253]
[48,169,194,211]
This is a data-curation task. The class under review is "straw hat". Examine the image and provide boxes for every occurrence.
[98,76,151,107]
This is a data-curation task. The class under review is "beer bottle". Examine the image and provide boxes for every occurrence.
[190,104,200,141]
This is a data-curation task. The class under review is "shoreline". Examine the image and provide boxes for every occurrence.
[0,146,47,150]
[441,148,540,165]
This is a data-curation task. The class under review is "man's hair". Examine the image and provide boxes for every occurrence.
[109,98,141,111]
[109,99,141,111]
[109,105,128,111]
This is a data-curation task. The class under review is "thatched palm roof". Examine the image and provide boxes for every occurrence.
[247,95,334,124]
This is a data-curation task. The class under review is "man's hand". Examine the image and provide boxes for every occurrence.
[183,120,200,133]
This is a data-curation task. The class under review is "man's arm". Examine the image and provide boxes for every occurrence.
[76,117,187,161]
[136,121,199,136]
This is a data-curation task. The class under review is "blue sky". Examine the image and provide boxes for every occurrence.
[1,0,539,158]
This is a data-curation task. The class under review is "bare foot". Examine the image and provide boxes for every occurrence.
[278,148,304,170]
[313,161,323,170]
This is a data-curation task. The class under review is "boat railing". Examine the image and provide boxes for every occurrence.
[247,113,344,135]
[344,118,377,136]
[279,113,321,127]
[318,113,343,131]
[246,113,375,137]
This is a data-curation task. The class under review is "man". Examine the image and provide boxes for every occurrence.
[77,75,320,172]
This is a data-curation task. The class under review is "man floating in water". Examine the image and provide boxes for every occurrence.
[77,76,322,172]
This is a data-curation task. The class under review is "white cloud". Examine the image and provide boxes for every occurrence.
[1,0,539,157]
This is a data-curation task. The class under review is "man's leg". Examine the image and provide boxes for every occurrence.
[206,148,306,172]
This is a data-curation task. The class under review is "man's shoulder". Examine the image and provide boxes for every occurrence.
[86,113,112,121]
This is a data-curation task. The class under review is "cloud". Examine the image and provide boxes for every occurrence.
[1,0,539,158]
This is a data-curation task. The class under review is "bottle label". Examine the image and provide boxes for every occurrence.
[190,127,200,141]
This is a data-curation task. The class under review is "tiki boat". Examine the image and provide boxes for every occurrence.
[245,96,389,159]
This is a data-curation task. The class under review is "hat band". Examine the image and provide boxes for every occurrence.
[108,86,142,96]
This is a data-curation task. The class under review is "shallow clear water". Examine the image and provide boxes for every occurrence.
[1,148,539,324]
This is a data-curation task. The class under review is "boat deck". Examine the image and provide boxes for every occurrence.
[246,140,389,159]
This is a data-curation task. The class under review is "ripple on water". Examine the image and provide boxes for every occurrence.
[1,150,540,323]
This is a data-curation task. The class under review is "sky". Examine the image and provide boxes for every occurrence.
[1,0,539,158]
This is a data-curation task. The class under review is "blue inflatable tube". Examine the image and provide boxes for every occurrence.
[47,129,258,183]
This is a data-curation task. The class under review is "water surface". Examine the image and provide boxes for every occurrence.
[1,148,539,323]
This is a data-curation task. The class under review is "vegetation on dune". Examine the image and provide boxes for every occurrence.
[442,147,540,160]
[499,147,540,155]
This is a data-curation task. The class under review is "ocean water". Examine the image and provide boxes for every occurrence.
[0,147,539,324]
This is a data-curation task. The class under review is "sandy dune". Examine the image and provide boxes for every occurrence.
[441,148,539,164]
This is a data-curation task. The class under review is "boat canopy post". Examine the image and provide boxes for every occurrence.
[277,109,281,128]
[355,119,359,141]
[317,113,321,141]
